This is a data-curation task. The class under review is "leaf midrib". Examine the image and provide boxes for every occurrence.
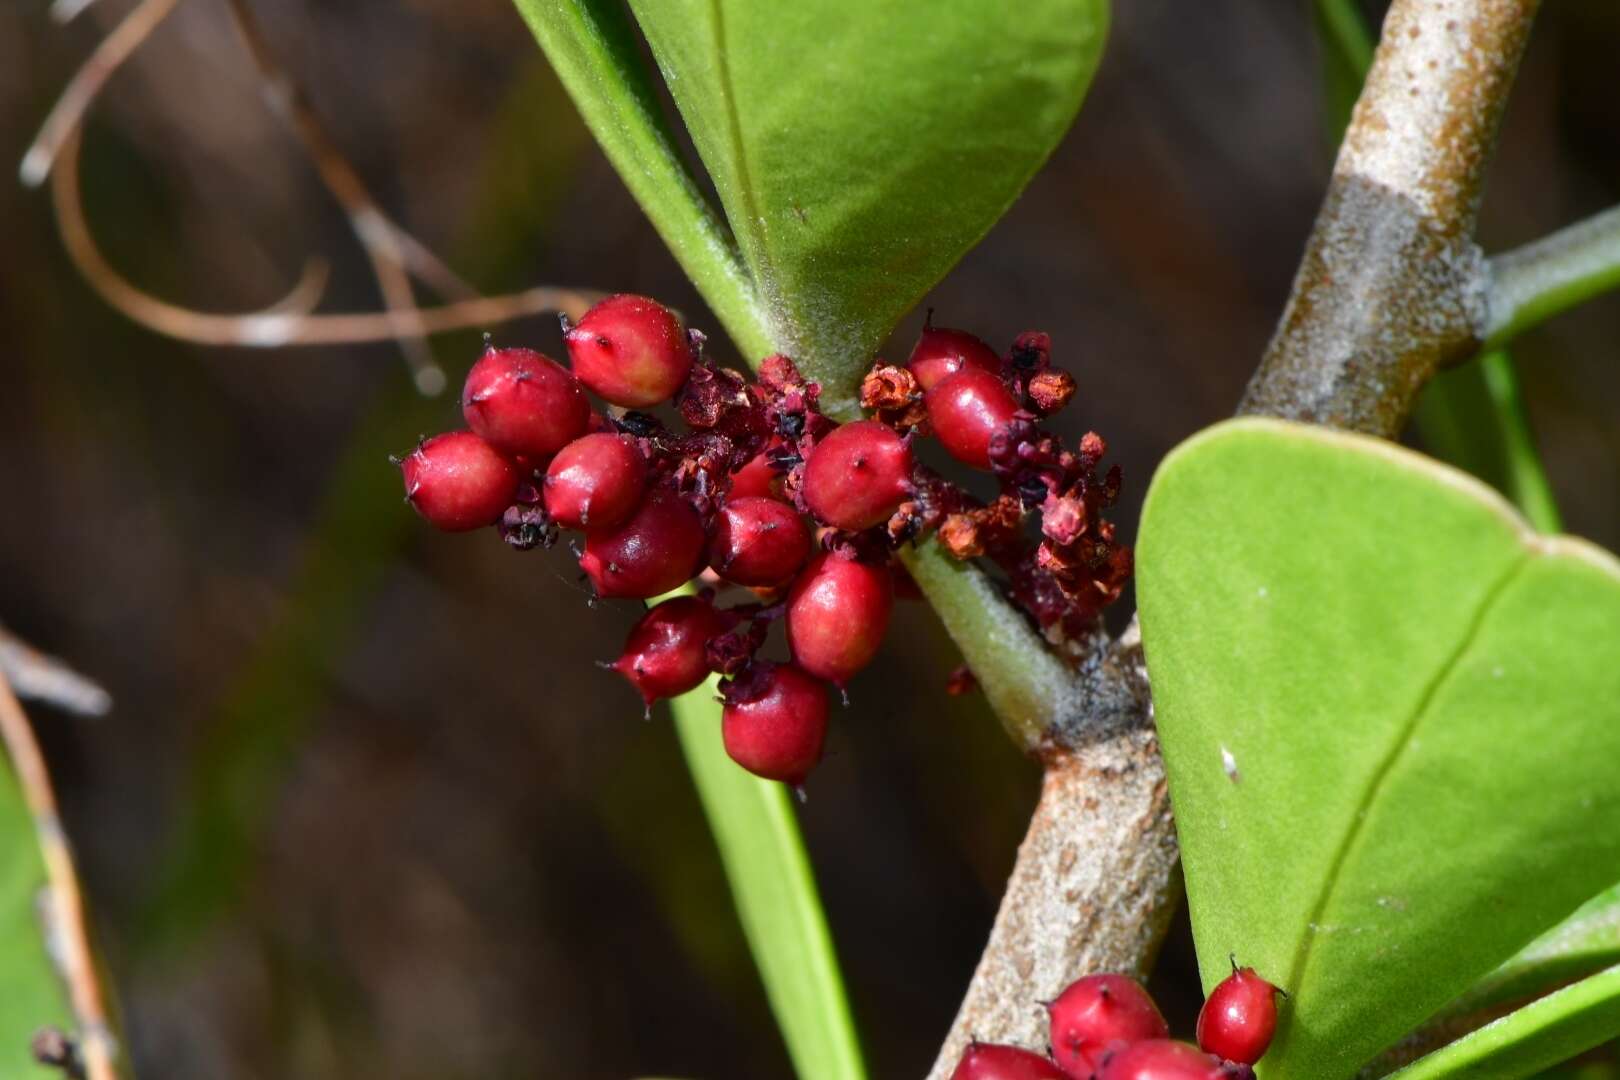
[1283,549,1536,1012]
[704,0,781,347]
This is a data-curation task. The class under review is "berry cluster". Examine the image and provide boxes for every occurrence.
[396,293,1130,786]
[952,964,1282,1080]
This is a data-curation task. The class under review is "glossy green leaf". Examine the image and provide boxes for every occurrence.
[1388,964,1620,1080]
[625,0,1109,406]
[0,762,77,1074]
[510,0,776,363]
[667,676,867,1080]
[1136,419,1620,1080]
[1456,884,1620,1021]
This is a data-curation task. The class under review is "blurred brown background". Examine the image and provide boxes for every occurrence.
[1,1,1617,1077]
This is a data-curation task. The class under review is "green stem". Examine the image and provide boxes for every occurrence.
[1485,204,1620,351]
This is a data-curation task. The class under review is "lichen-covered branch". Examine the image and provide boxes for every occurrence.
[925,636,1178,1080]
[1241,0,1539,438]
[933,2,1544,1071]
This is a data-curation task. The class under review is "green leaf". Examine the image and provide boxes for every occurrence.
[1387,965,1620,1080]
[1456,884,1620,1022]
[625,0,1109,406]
[510,0,775,363]
[1136,419,1620,1080]
[668,676,867,1080]
[0,764,77,1074]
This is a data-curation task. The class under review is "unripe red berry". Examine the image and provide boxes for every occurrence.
[801,421,913,531]
[1097,1040,1232,1080]
[950,1042,1068,1080]
[398,430,520,532]
[610,596,726,707]
[462,346,590,459]
[720,662,829,785]
[1196,966,1280,1066]
[728,442,784,502]
[1048,973,1170,1079]
[578,488,707,599]
[709,497,812,588]
[907,323,1001,391]
[563,293,695,407]
[543,433,647,530]
[927,366,1021,470]
[786,553,893,687]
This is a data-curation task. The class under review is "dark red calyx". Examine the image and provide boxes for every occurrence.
[1096,1040,1233,1080]
[801,420,913,531]
[1196,966,1281,1066]
[719,662,829,785]
[1047,973,1169,1080]
[543,432,647,530]
[564,293,695,408]
[462,345,590,458]
[949,1042,1068,1080]
[728,440,786,502]
[927,366,1021,470]
[578,488,707,599]
[907,323,1001,391]
[610,596,728,706]
[709,496,811,588]
[399,430,520,532]
[786,552,893,687]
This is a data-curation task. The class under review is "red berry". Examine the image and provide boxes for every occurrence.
[462,345,590,460]
[563,293,695,407]
[950,1042,1069,1080]
[543,433,647,530]
[927,366,1021,470]
[1048,973,1170,1079]
[801,421,913,531]
[1097,1040,1232,1080]
[578,488,707,599]
[907,323,1001,391]
[399,431,519,532]
[610,596,726,707]
[728,441,784,502]
[1196,966,1280,1066]
[709,497,812,588]
[786,553,893,687]
[720,662,829,785]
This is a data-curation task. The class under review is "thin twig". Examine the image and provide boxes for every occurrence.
[20,0,185,187]
[50,129,600,344]
[222,0,466,394]
[0,672,117,1080]
[1485,203,1620,350]
[0,626,111,719]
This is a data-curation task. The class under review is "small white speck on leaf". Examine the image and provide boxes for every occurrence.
[1257,586,1269,599]
[1221,745,1240,784]
[1491,665,1505,679]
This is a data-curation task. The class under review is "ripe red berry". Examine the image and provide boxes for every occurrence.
[1196,966,1281,1066]
[709,497,812,588]
[720,662,829,785]
[578,488,707,599]
[907,323,1001,391]
[543,433,647,530]
[398,430,520,532]
[728,441,784,502]
[786,553,893,687]
[950,1042,1068,1080]
[927,366,1021,470]
[801,421,913,531]
[462,345,590,459]
[1096,1040,1233,1080]
[1048,973,1170,1079]
[609,596,726,707]
[563,293,695,407]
